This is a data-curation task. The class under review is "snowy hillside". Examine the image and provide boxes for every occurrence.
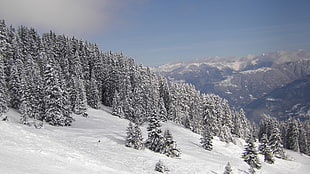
[1,107,309,174]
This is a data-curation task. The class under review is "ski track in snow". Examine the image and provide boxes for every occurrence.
[1,108,309,174]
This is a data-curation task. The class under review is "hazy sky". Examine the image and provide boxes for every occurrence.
[1,0,310,66]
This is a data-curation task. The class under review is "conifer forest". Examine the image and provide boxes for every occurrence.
[0,19,309,162]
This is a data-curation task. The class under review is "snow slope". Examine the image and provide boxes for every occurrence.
[1,108,309,174]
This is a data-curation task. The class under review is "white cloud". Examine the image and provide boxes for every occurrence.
[0,0,121,37]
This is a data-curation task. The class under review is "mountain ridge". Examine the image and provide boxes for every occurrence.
[154,50,310,121]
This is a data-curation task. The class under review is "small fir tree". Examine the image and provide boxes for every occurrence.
[264,145,275,164]
[126,122,144,150]
[125,122,135,148]
[200,127,213,151]
[224,162,232,174]
[248,167,256,174]
[145,110,165,153]
[242,136,261,170]
[259,133,274,164]
[161,130,181,157]
[155,160,169,173]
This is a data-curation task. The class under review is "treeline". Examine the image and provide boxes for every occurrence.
[258,115,310,155]
[0,20,251,143]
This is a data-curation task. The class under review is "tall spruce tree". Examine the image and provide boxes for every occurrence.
[43,63,73,126]
[286,118,300,152]
[269,127,286,159]
[0,53,9,117]
[298,120,309,155]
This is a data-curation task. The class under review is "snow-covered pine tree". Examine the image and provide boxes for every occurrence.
[248,167,256,174]
[268,127,286,159]
[219,125,234,144]
[264,144,275,164]
[258,133,268,154]
[298,120,309,155]
[223,162,232,174]
[145,109,165,153]
[158,97,168,122]
[43,62,73,126]
[71,76,87,115]
[8,57,24,109]
[125,122,135,148]
[112,90,124,118]
[238,108,251,139]
[286,118,300,152]
[0,50,9,118]
[200,126,213,151]
[133,123,144,150]
[86,75,100,109]
[161,129,181,158]
[242,136,261,170]
[155,160,169,173]
[259,134,274,164]
[19,74,32,125]
[125,122,144,150]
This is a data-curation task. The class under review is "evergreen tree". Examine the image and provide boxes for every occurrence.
[223,162,232,174]
[242,137,261,170]
[298,120,309,155]
[86,76,100,109]
[112,90,124,118]
[158,97,168,122]
[161,130,181,157]
[219,125,233,144]
[71,76,87,115]
[125,122,144,150]
[145,110,164,153]
[264,145,275,164]
[0,53,8,117]
[133,123,144,150]
[258,133,268,154]
[19,74,32,125]
[286,118,299,152]
[268,127,286,159]
[125,122,135,148]
[154,160,169,173]
[200,126,213,151]
[248,167,256,174]
[43,63,73,126]
[8,58,24,109]
[259,134,274,164]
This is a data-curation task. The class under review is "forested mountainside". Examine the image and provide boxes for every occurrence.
[0,19,309,162]
[0,20,251,143]
[155,50,310,122]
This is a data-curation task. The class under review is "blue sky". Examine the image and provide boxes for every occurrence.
[1,0,310,66]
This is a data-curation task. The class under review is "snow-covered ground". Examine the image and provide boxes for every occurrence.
[1,107,309,174]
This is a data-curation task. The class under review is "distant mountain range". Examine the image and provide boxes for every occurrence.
[154,50,310,122]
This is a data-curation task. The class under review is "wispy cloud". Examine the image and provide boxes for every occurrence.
[0,0,127,37]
